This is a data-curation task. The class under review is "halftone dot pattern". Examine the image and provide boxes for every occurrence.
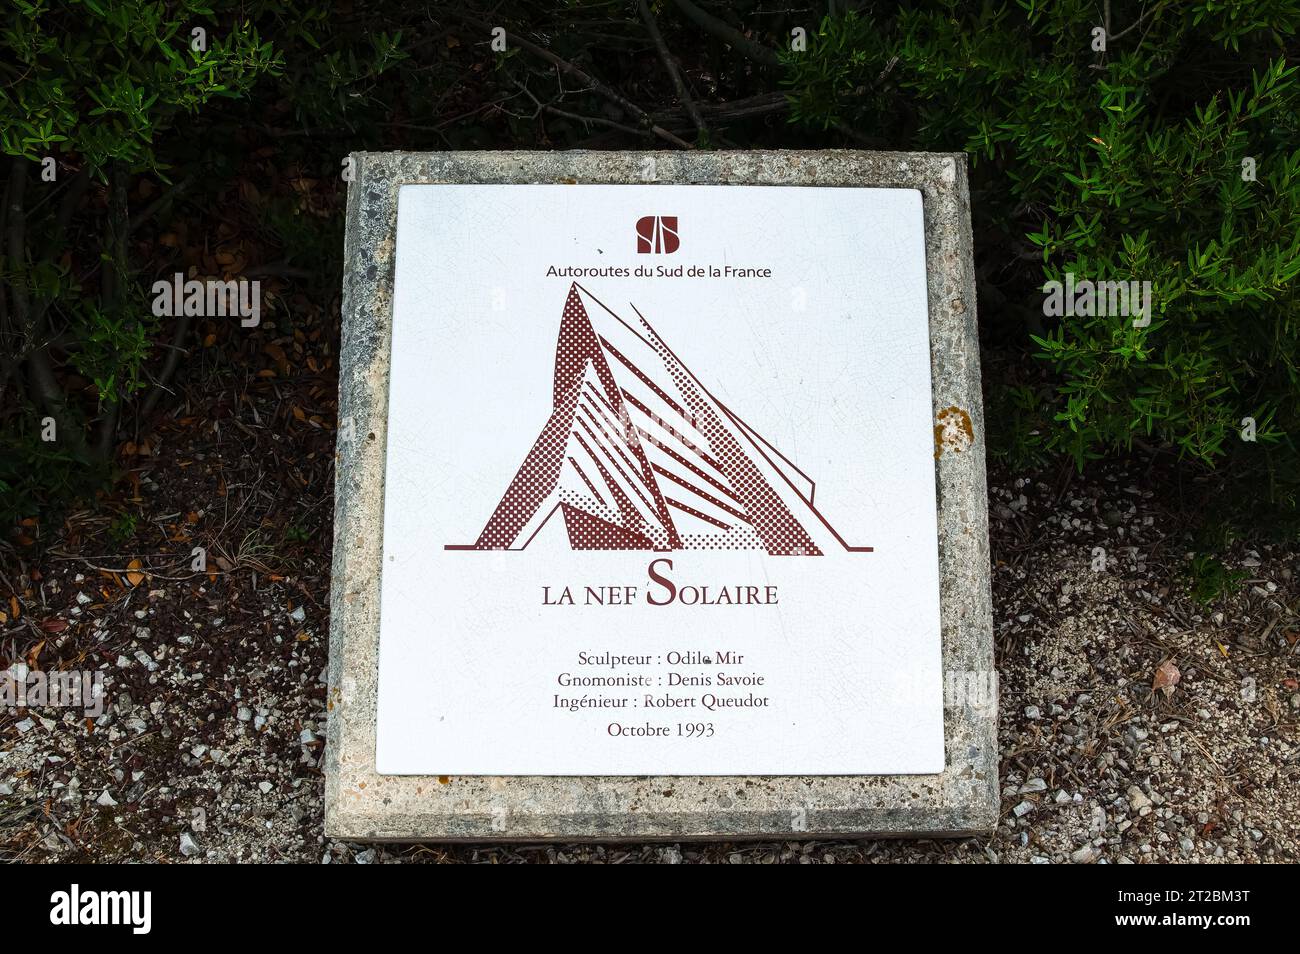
[638,427,742,509]
[457,283,827,555]
[629,306,822,556]
[565,455,605,506]
[571,428,664,547]
[665,496,729,529]
[561,502,656,550]
[679,529,767,551]
[471,365,583,550]
[621,390,721,470]
[651,462,749,524]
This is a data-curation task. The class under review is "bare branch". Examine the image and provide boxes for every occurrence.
[450,13,695,150]
[140,313,191,420]
[671,0,780,68]
[130,174,194,235]
[639,0,707,139]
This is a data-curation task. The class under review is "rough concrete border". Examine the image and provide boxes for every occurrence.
[325,151,996,841]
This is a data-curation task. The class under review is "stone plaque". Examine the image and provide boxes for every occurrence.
[326,151,996,840]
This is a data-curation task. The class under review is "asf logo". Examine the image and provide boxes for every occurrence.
[636,215,679,254]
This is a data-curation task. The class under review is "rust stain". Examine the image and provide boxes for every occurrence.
[438,775,451,785]
[934,406,974,459]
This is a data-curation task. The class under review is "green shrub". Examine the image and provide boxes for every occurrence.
[784,2,1300,514]
[0,0,282,519]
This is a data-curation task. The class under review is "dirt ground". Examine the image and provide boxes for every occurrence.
[2,326,1297,861]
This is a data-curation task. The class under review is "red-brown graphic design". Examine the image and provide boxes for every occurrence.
[635,215,679,254]
[447,284,872,555]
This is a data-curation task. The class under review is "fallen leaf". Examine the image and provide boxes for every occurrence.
[39,619,67,634]
[125,559,145,587]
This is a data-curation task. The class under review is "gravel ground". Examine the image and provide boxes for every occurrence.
[2,441,1297,862]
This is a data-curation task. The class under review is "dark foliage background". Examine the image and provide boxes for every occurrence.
[2,0,1298,543]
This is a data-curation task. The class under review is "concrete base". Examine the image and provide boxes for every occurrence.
[325,151,997,841]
